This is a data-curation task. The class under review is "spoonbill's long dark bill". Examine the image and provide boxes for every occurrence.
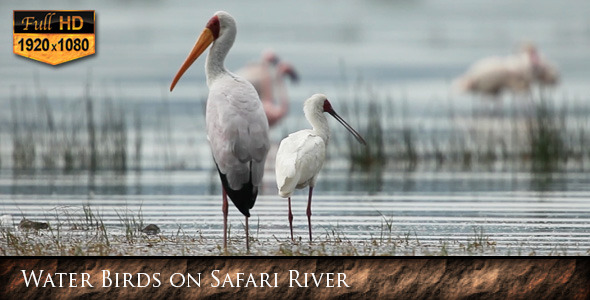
[275,94,366,242]
[238,50,299,127]
[170,11,270,252]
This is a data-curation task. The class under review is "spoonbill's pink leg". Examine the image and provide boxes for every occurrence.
[288,197,294,241]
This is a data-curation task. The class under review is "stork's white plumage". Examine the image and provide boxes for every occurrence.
[170,11,269,252]
[275,94,366,242]
[238,50,299,127]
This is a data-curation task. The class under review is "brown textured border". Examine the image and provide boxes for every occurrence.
[0,258,589,299]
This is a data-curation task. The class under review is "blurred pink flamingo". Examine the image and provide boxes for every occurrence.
[238,50,299,127]
[454,43,559,97]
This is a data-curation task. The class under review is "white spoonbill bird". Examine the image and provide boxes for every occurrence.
[454,43,559,97]
[275,94,366,242]
[238,50,299,127]
[170,11,270,252]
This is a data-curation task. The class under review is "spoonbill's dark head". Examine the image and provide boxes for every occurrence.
[304,94,367,145]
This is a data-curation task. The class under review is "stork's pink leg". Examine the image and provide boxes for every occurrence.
[222,187,228,251]
[245,216,250,253]
[288,197,294,241]
[307,186,314,243]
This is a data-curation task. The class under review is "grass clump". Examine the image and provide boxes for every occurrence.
[526,97,566,172]
[6,83,133,173]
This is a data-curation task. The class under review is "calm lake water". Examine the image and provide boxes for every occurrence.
[1,0,589,255]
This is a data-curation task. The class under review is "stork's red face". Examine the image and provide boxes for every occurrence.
[206,15,220,39]
[170,15,221,91]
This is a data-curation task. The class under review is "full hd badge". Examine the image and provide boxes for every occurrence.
[13,10,95,65]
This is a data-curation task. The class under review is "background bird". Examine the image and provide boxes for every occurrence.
[275,94,366,242]
[170,11,270,252]
[238,50,299,127]
[454,43,559,97]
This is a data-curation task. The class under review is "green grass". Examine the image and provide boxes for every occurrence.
[6,84,133,173]
[3,80,589,174]
[333,89,589,173]
[0,205,503,256]
[527,97,566,172]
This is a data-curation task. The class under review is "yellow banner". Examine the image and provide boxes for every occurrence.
[13,10,95,65]
[13,33,95,65]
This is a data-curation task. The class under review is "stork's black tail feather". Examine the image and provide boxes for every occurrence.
[215,164,257,217]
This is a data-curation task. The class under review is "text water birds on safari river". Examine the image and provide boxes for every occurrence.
[237,50,299,127]
[170,11,270,252]
[275,94,367,242]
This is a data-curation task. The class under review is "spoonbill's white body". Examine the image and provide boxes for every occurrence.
[275,94,366,242]
[238,50,299,127]
[170,11,270,252]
